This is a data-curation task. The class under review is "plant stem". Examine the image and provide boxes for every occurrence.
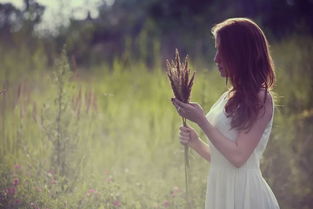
[182,117,192,209]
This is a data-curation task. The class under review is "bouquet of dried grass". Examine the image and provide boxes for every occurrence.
[166,49,195,209]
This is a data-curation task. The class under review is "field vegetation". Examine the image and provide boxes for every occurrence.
[0,35,312,209]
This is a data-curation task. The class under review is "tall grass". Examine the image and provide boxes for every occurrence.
[0,35,312,209]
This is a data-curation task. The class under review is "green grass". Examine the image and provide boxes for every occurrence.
[0,35,312,209]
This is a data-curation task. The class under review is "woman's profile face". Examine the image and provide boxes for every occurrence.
[214,35,227,77]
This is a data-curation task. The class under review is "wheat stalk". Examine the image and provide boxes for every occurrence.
[166,49,195,209]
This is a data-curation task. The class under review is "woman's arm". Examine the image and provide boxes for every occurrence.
[173,93,273,168]
[191,138,211,162]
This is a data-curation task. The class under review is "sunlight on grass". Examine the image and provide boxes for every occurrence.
[0,35,312,209]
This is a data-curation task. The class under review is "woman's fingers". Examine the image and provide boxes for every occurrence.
[179,132,189,139]
[172,98,191,112]
[179,130,189,135]
[179,126,191,132]
[180,140,189,145]
[180,136,190,145]
[179,127,191,145]
[172,101,184,115]
[173,98,189,108]
[180,135,189,140]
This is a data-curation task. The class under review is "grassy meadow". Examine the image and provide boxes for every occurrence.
[0,35,312,209]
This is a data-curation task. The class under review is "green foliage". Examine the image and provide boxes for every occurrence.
[2,0,313,67]
[0,35,312,209]
[39,48,86,192]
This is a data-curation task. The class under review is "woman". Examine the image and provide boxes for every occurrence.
[172,18,280,209]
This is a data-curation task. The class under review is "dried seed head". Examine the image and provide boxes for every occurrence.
[166,49,195,103]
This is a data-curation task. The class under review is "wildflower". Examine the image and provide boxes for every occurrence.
[170,186,181,197]
[6,187,16,196]
[12,178,19,186]
[107,176,113,182]
[49,179,56,184]
[30,202,40,209]
[163,200,170,208]
[14,164,21,171]
[88,189,97,193]
[47,171,53,178]
[112,200,121,207]
[86,188,97,197]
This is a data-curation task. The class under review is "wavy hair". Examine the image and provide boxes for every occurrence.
[211,18,275,131]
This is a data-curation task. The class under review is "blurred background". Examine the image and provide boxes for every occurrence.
[0,0,312,208]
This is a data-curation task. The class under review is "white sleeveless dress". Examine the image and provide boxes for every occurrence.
[205,91,280,209]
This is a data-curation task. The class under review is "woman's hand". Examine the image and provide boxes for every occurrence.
[171,98,206,125]
[179,125,200,150]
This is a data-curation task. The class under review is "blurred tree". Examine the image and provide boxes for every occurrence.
[67,0,313,66]
[2,0,313,66]
[21,0,45,35]
[0,3,22,45]
[0,0,45,48]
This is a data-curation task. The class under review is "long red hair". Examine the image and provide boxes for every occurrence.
[211,18,275,131]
